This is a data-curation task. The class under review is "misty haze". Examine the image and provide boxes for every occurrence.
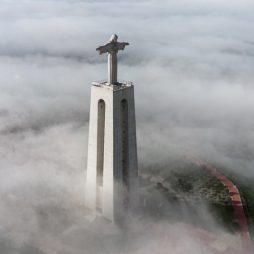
[0,0,254,253]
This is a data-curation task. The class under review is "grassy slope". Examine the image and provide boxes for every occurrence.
[140,161,237,232]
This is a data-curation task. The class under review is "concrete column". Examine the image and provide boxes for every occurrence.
[85,82,138,223]
[108,53,117,85]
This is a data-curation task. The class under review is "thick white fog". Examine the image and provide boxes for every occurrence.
[0,0,253,253]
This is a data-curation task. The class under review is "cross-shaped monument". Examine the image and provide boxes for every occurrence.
[86,35,138,223]
[96,34,129,85]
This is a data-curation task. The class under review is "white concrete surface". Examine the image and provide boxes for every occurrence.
[85,82,138,222]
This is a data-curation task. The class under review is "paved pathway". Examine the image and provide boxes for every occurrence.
[140,158,254,253]
[189,157,253,254]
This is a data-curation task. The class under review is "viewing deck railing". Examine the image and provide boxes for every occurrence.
[92,80,133,89]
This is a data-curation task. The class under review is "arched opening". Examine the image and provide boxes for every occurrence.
[97,99,105,210]
[121,99,129,194]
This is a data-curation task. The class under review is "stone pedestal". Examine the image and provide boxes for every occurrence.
[85,81,138,223]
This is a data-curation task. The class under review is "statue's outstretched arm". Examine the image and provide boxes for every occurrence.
[117,42,129,51]
[96,43,110,55]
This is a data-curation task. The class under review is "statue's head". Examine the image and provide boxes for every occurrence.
[109,34,118,43]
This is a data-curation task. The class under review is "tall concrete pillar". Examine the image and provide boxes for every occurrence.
[85,81,138,223]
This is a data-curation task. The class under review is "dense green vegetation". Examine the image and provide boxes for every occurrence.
[140,161,237,232]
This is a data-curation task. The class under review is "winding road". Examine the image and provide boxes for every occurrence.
[189,157,253,254]
[140,158,253,253]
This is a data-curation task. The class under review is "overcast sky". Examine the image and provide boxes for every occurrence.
[0,0,254,253]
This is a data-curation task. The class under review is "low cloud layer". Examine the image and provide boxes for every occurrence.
[0,0,253,253]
